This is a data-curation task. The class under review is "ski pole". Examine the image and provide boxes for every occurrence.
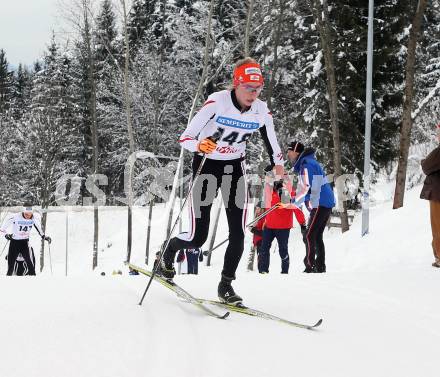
[207,203,282,256]
[139,137,218,305]
[0,240,9,258]
[246,202,282,229]
[0,240,9,275]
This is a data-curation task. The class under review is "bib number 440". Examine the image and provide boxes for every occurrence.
[214,127,252,146]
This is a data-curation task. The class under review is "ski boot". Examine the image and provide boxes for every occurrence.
[157,258,176,280]
[218,275,243,306]
[156,241,178,280]
[314,265,326,273]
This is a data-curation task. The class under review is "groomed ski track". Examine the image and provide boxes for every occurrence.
[0,188,439,377]
[1,264,439,377]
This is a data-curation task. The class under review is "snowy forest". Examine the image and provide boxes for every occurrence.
[0,0,439,209]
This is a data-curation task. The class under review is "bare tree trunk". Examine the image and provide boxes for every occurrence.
[206,198,222,266]
[260,0,275,74]
[153,0,175,240]
[39,182,49,272]
[166,196,175,237]
[247,246,256,271]
[145,198,154,265]
[255,0,281,232]
[153,0,167,150]
[82,0,100,268]
[120,0,136,262]
[266,0,285,109]
[244,0,255,57]
[189,0,215,125]
[39,172,49,271]
[39,211,47,272]
[309,0,349,232]
[393,0,429,209]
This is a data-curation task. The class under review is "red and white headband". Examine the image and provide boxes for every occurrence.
[233,63,264,87]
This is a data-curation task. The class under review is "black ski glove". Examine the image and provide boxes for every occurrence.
[250,226,263,236]
[176,250,185,263]
[43,235,52,244]
[5,234,13,241]
[199,252,204,262]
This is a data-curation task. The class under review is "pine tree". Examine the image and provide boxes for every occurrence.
[95,0,119,75]
[245,1,327,171]
[214,0,246,42]
[0,49,13,116]
[93,0,121,202]
[127,0,159,53]
[413,0,440,140]
[10,64,32,121]
[27,37,82,206]
[70,26,99,194]
[175,0,195,15]
[0,49,21,206]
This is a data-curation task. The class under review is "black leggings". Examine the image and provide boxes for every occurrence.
[7,239,36,276]
[304,206,332,270]
[166,155,248,280]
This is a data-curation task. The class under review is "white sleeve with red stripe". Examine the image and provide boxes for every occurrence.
[0,215,14,235]
[263,111,284,165]
[178,98,217,153]
[294,167,311,206]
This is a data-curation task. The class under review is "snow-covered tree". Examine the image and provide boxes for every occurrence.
[413,0,440,140]
[95,0,119,76]
[24,37,83,268]
[0,51,30,206]
[0,49,13,116]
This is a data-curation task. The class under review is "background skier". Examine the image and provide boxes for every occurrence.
[0,204,51,276]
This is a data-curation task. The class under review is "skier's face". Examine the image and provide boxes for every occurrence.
[235,83,263,109]
[23,212,32,219]
[287,150,300,163]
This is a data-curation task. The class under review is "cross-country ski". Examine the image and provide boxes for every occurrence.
[128,263,229,319]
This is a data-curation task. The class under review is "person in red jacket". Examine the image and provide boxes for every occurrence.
[259,169,306,273]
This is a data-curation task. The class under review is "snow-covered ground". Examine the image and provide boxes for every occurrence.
[0,185,438,377]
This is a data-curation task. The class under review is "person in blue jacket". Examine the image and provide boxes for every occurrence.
[287,141,335,273]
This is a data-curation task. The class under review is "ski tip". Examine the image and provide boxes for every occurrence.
[311,319,323,329]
